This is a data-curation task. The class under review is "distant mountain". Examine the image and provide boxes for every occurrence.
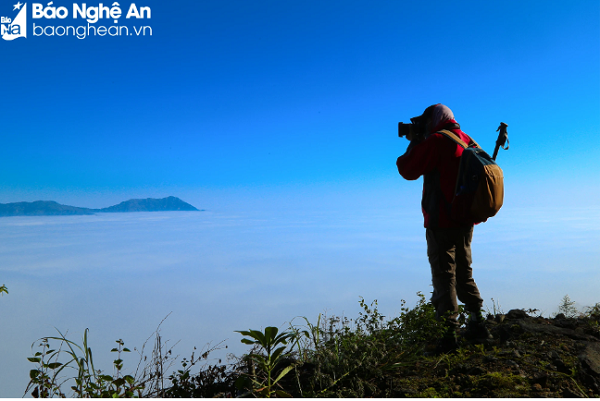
[0,197,200,217]
[0,201,94,216]
[97,196,199,213]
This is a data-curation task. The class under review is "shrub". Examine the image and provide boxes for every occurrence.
[23,293,454,398]
[557,295,579,318]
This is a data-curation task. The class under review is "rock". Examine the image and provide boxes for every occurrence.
[497,325,513,343]
[515,319,598,342]
[532,373,550,387]
[579,371,600,394]
[579,342,600,376]
[483,355,498,363]
[554,318,578,330]
[506,309,528,319]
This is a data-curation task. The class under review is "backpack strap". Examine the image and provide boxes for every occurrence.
[438,129,480,149]
[437,130,481,197]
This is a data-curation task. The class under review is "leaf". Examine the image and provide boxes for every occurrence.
[240,338,256,345]
[113,378,125,387]
[27,357,41,363]
[248,354,267,365]
[122,347,131,352]
[234,374,251,390]
[275,389,293,397]
[274,331,292,345]
[272,365,294,386]
[47,362,63,369]
[271,345,287,362]
[29,369,40,379]
[248,329,266,346]
[110,348,118,352]
[264,326,279,342]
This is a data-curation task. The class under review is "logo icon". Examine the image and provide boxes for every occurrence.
[2,2,27,41]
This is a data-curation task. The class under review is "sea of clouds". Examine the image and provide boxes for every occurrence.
[1,204,598,397]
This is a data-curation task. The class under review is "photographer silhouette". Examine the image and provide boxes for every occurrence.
[396,104,493,355]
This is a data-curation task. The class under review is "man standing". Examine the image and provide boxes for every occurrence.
[396,103,492,354]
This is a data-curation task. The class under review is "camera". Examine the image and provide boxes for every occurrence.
[398,105,435,139]
[398,122,419,138]
[398,116,427,139]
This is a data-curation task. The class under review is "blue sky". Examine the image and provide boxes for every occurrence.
[1,1,600,397]
[1,0,598,209]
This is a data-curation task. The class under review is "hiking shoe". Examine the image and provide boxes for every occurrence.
[464,320,493,342]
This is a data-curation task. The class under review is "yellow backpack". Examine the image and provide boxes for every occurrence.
[438,130,504,224]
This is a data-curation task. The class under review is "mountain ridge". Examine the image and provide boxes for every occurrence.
[0,196,200,217]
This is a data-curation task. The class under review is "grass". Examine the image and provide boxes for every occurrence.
[23,292,600,398]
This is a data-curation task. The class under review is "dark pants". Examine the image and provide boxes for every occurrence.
[426,226,483,329]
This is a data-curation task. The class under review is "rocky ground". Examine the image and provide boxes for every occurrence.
[388,309,600,397]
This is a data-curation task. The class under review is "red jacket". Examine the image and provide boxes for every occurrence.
[396,119,474,228]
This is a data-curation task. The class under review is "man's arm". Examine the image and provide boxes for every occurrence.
[396,135,441,180]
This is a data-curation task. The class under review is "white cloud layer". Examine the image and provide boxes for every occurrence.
[1,205,598,397]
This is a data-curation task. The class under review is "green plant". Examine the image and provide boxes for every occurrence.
[25,329,145,398]
[583,302,600,333]
[584,302,600,319]
[235,326,295,397]
[485,297,504,318]
[283,293,444,397]
[418,386,440,398]
[288,313,324,363]
[0,284,8,296]
[30,292,598,398]
[164,341,237,398]
[25,337,66,398]
[356,297,385,334]
[474,343,486,355]
[387,291,445,353]
[24,316,182,398]
[558,295,579,318]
